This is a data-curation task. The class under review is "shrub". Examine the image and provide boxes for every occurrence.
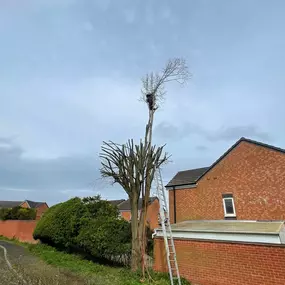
[34,198,87,248]
[82,196,119,219]
[33,203,62,244]
[34,196,132,264]
[0,208,11,220]
[77,216,131,259]
[0,206,36,220]
[18,207,36,220]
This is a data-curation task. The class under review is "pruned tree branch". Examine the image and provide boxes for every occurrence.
[141,58,190,111]
[100,140,169,196]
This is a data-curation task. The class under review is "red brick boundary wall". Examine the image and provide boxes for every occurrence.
[0,220,38,243]
[154,238,285,285]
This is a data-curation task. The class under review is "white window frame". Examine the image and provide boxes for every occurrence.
[222,197,236,217]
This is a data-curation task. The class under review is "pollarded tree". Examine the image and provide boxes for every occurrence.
[139,58,189,274]
[100,140,168,270]
[100,58,189,272]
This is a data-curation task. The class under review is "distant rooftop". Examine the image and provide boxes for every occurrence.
[0,201,22,208]
[108,199,125,207]
[117,197,157,211]
[0,200,46,209]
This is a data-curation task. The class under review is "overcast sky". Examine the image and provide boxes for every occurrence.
[0,0,284,205]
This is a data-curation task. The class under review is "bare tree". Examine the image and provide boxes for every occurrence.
[141,58,189,140]
[139,58,189,276]
[100,140,168,270]
[100,58,189,273]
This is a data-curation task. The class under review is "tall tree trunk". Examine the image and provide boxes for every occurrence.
[138,108,155,275]
[138,201,150,274]
[130,195,140,271]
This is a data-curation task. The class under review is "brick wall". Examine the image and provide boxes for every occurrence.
[21,201,30,208]
[154,238,285,285]
[0,220,38,243]
[35,204,49,220]
[146,199,160,230]
[169,141,285,223]
[120,211,132,221]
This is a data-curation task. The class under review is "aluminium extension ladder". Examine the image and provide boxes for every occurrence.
[154,167,181,285]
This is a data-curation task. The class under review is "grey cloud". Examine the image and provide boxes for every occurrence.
[154,122,181,140]
[28,0,77,8]
[208,125,271,142]
[154,121,206,141]
[155,121,271,143]
[196,145,208,151]
[0,137,115,205]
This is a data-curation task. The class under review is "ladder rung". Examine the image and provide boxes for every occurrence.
[155,168,181,285]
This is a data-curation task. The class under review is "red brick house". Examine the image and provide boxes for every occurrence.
[153,137,285,285]
[0,200,49,220]
[166,137,285,223]
[109,197,160,230]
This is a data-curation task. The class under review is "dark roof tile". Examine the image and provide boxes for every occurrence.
[108,199,126,207]
[166,167,209,187]
[25,200,46,208]
[118,197,157,211]
[0,200,46,209]
[0,201,22,208]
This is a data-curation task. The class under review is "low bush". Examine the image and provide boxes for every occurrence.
[34,198,87,248]
[33,195,132,264]
[0,206,36,220]
[77,216,131,261]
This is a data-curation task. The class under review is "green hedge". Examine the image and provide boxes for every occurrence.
[33,196,131,263]
[34,198,87,248]
[77,216,131,258]
[0,206,36,220]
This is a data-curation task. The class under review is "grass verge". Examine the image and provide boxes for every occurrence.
[0,236,191,285]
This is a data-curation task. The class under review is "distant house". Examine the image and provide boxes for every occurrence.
[0,200,49,220]
[166,137,285,223]
[108,199,126,207]
[109,197,160,230]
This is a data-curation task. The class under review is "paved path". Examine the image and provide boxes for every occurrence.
[0,240,89,285]
[0,240,37,265]
[0,241,31,284]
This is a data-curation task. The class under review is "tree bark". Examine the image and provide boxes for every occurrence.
[130,194,140,271]
[138,200,150,274]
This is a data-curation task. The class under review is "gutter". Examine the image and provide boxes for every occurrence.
[165,183,197,190]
